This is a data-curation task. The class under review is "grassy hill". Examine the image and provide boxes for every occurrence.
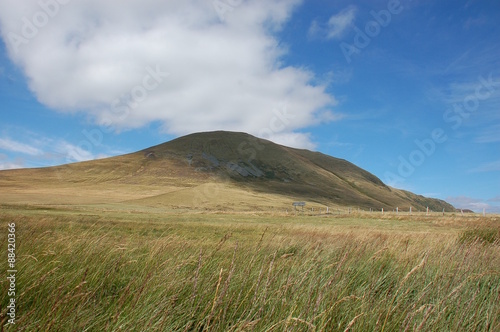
[0,131,454,211]
[1,131,498,332]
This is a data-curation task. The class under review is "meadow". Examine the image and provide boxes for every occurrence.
[0,204,499,331]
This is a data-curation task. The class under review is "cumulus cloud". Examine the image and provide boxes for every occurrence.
[0,0,339,149]
[309,6,356,40]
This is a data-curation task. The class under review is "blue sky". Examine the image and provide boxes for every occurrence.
[0,0,499,212]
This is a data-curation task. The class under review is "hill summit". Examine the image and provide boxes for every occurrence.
[0,131,454,211]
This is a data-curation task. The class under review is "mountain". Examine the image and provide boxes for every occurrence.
[0,131,454,212]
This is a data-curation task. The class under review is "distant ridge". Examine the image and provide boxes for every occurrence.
[0,131,455,211]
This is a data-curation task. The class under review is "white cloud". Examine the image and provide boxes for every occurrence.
[309,6,356,40]
[0,138,43,156]
[0,162,24,170]
[0,0,339,149]
[269,132,316,150]
[0,131,104,169]
[489,196,500,202]
[0,154,25,170]
[469,160,500,173]
[327,6,356,39]
[446,195,500,213]
[440,78,500,106]
[54,140,96,163]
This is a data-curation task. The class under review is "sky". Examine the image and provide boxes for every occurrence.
[0,0,499,212]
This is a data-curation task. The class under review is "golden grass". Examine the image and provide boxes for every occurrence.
[0,204,498,331]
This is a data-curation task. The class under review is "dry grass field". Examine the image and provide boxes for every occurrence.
[1,202,498,331]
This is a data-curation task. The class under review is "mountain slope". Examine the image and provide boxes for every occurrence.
[0,131,454,211]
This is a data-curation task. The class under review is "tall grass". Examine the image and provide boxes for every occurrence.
[1,212,499,331]
[458,227,500,245]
